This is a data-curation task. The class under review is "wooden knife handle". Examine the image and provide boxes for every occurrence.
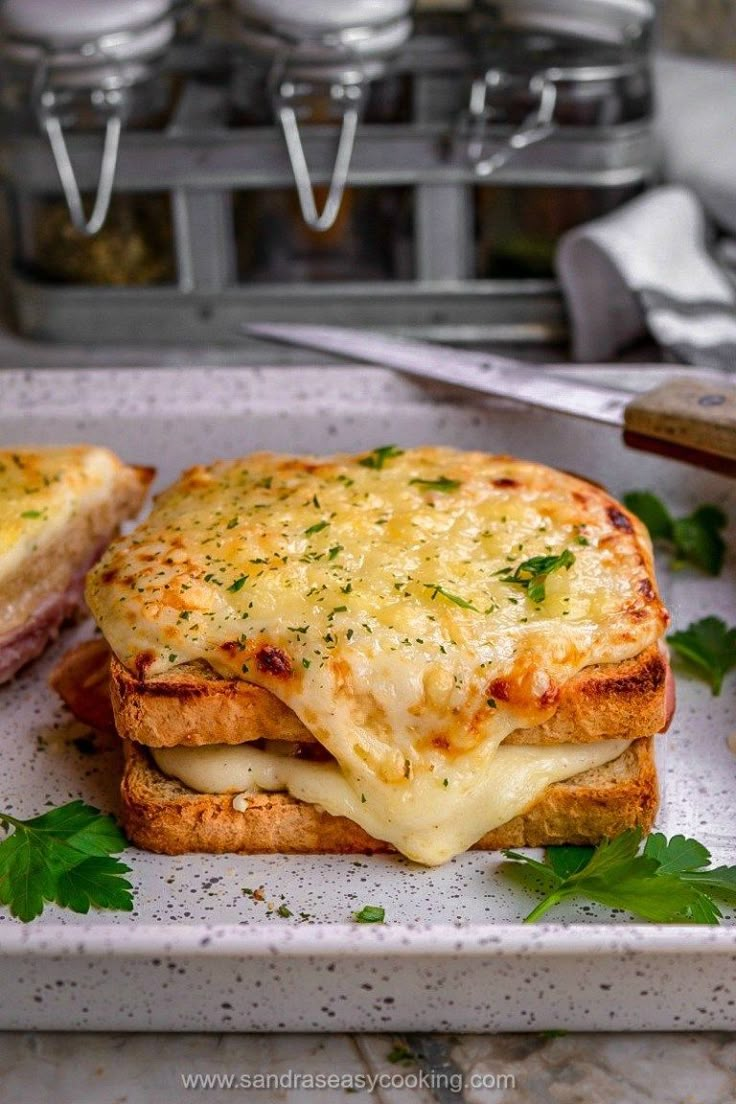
[623,376,736,476]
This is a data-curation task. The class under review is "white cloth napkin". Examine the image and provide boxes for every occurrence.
[656,53,736,239]
[556,185,736,369]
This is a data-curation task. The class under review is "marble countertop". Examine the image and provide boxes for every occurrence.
[1,1030,735,1103]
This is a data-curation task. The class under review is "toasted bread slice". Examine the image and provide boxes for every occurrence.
[109,644,671,749]
[121,737,658,855]
[49,638,116,733]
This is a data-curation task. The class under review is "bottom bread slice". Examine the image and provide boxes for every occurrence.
[121,737,658,856]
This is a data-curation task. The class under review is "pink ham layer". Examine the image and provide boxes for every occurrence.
[0,538,111,684]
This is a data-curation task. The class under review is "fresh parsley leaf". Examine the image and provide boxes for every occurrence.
[546,845,594,880]
[668,617,736,695]
[227,575,248,593]
[409,476,462,493]
[386,1042,415,1064]
[422,583,479,611]
[502,828,736,924]
[622,491,673,541]
[358,445,404,470]
[503,549,575,604]
[0,801,133,922]
[682,867,736,905]
[354,905,385,923]
[54,857,134,914]
[642,832,710,874]
[671,506,727,575]
[304,520,329,536]
[623,491,727,576]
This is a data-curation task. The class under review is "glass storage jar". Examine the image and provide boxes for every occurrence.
[231,0,414,232]
[0,0,181,274]
[469,0,654,278]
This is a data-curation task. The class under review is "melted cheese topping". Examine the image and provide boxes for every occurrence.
[153,739,631,862]
[0,446,125,585]
[87,447,667,865]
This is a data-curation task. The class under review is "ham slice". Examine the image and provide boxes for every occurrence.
[0,576,86,684]
[0,537,113,684]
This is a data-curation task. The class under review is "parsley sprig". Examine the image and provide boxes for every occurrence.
[502,829,736,924]
[409,476,462,493]
[0,801,133,922]
[354,905,385,923]
[496,549,575,604]
[623,491,727,576]
[668,617,736,696]
[358,445,404,471]
[423,583,479,611]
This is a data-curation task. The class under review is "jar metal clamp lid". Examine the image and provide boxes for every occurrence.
[465,0,654,177]
[233,0,413,231]
[0,0,181,235]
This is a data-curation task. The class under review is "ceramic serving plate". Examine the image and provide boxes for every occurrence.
[0,365,734,1032]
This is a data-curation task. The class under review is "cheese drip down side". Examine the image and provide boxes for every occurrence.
[152,739,632,865]
[87,446,669,864]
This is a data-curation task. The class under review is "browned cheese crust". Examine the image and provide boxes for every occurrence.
[109,644,670,749]
[120,736,658,855]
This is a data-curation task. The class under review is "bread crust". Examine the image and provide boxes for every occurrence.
[110,644,670,748]
[120,736,659,855]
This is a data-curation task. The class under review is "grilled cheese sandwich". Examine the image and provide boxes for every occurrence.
[84,446,672,865]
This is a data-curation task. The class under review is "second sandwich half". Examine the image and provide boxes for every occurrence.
[85,446,674,866]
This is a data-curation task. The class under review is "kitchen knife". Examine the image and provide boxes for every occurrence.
[246,323,736,476]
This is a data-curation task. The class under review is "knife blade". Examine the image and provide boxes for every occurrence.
[245,323,736,476]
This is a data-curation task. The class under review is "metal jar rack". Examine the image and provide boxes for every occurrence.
[0,16,657,348]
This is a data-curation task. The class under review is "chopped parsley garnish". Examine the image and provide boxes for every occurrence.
[328,544,343,560]
[304,520,329,537]
[503,828,736,924]
[277,904,293,918]
[226,517,239,530]
[501,549,575,604]
[387,1042,415,1064]
[409,476,462,493]
[623,491,727,576]
[354,905,385,923]
[227,575,248,593]
[423,583,479,612]
[358,445,404,470]
[20,510,43,519]
[668,617,736,696]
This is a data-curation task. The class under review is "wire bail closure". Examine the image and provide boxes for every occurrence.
[33,64,123,237]
[270,63,365,233]
[2,2,183,236]
[466,68,558,178]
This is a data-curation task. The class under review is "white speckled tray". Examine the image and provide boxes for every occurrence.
[0,365,735,1032]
